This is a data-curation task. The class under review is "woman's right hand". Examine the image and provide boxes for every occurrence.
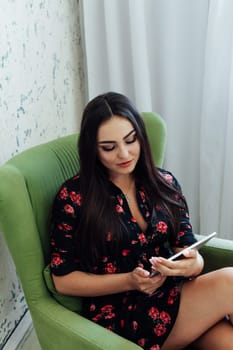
[129,267,167,295]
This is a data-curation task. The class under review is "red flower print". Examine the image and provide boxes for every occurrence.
[137,262,144,268]
[106,231,112,241]
[117,195,123,206]
[170,286,179,297]
[167,296,174,305]
[102,256,108,262]
[150,345,160,350]
[57,223,72,231]
[154,323,166,336]
[106,325,113,331]
[122,249,130,256]
[148,306,159,320]
[131,216,137,223]
[177,231,185,238]
[115,204,124,213]
[163,173,173,183]
[76,193,82,206]
[160,311,171,324]
[138,338,146,347]
[64,204,74,214]
[105,263,117,274]
[51,253,63,267]
[139,190,146,201]
[138,233,147,243]
[92,314,102,322]
[70,191,77,202]
[63,223,72,231]
[70,191,82,206]
[132,320,138,331]
[131,240,138,245]
[120,319,125,328]
[101,304,115,319]
[59,187,68,199]
[90,304,96,312]
[168,286,179,304]
[101,304,114,313]
[155,221,168,233]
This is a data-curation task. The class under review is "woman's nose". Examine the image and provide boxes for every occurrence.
[118,145,129,159]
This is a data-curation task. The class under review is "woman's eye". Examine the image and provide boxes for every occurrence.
[126,134,137,144]
[102,145,115,152]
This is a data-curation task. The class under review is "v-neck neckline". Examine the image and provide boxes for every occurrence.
[110,181,152,233]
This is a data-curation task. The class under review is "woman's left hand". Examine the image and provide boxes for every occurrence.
[149,249,204,278]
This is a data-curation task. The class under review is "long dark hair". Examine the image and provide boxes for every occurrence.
[77,92,185,271]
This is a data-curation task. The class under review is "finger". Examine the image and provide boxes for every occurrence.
[182,249,197,258]
[135,267,150,277]
[151,258,186,276]
[150,256,174,270]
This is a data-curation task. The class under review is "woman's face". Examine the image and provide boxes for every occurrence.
[97,115,141,180]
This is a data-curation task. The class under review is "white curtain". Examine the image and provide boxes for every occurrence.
[80,0,233,239]
[200,1,233,240]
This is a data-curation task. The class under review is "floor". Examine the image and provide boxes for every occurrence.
[18,327,41,350]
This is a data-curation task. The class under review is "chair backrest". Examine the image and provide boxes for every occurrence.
[0,112,166,303]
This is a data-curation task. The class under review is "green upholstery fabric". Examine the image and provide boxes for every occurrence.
[0,112,164,350]
[43,264,82,313]
[0,112,232,350]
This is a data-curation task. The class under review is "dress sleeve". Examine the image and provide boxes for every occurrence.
[160,169,197,248]
[171,201,197,248]
[49,177,82,276]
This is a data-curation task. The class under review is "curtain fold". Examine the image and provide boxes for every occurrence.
[200,0,233,239]
[81,0,233,239]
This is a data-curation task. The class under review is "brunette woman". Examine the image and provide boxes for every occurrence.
[50,92,233,350]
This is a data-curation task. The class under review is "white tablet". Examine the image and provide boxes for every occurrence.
[150,231,217,277]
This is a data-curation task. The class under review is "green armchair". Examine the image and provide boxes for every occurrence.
[0,112,232,350]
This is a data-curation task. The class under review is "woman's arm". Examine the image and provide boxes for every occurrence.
[52,267,167,297]
[52,270,132,297]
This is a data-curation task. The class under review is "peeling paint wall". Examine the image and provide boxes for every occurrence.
[0,0,85,347]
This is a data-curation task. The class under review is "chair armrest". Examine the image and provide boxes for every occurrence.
[196,234,233,273]
[32,297,141,350]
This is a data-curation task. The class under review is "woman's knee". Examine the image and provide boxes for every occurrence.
[207,267,233,304]
[215,267,233,286]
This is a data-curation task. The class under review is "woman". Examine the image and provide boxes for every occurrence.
[50,92,233,350]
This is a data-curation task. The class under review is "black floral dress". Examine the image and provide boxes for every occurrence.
[50,169,196,350]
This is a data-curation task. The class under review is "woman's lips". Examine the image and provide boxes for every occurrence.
[118,160,132,168]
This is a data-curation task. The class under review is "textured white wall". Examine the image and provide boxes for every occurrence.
[0,0,85,165]
[0,0,85,347]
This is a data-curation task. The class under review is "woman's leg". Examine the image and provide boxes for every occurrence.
[161,267,233,350]
[192,319,233,350]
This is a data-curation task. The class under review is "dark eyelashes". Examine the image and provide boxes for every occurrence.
[126,134,137,144]
[101,135,137,152]
[102,145,115,152]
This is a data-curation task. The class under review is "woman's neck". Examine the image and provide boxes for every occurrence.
[110,174,135,193]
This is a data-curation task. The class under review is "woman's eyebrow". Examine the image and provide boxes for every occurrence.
[98,129,136,144]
